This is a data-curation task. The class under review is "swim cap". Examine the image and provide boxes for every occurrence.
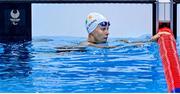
[85,12,109,34]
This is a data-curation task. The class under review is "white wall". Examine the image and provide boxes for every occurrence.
[32,4,152,38]
[178,4,180,39]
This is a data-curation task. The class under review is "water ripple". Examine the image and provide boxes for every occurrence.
[0,36,167,93]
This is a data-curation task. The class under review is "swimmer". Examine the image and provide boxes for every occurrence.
[80,12,155,48]
[80,12,119,48]
[56,12,152,52]
[56,12,172,52]
[56,12,116,52]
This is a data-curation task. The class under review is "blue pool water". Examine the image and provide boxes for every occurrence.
[0,35,172,93]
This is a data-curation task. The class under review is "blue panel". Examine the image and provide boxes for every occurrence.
[171,88,180,93]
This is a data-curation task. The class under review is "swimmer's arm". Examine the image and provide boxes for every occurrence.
[55,45,86,52]
[116,39,150,44]
[150,31,171,41]
[80,41,117,48]
[116,31,171,44]
[115,39,130,43]
[116,39,150,45]
[130,32,170,43]
[88,42,117,48]
[130,32,172,43]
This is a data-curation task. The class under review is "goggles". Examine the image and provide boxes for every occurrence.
[98,21,110,28]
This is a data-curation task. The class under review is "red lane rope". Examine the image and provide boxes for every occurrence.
[157,27,180,92]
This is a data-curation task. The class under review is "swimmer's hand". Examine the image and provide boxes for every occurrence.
[151,31,171,41]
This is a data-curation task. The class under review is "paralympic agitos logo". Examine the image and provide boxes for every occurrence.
[10,9,20,25]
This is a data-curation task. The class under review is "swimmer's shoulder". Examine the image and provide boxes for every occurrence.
[79,41,92,46]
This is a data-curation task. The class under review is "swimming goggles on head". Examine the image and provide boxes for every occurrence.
[98,21,110,28]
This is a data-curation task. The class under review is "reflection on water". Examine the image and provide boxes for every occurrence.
[0,42,32,79]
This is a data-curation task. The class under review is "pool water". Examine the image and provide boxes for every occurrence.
[0,35,170,93]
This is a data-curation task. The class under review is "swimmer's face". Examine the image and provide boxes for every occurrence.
[91,25,109,43]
